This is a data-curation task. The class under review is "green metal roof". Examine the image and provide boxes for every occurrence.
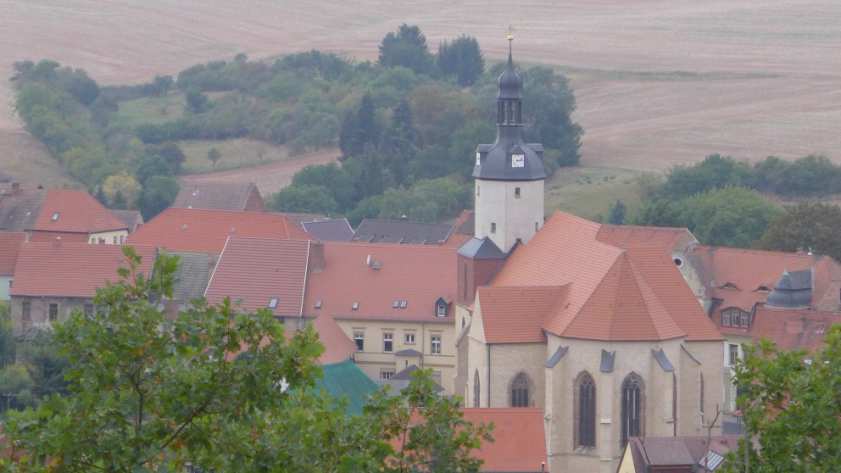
[317,359,378,415]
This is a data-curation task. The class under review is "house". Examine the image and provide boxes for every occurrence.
[9,242,156,334]
[27,189,129,244]
[110,209,144,233]
[462,408,548,473]
[129,208,308,255]
[172,182,264,211]
[0,232,25,300]
[617,436,740,473]
[0,182,44,232]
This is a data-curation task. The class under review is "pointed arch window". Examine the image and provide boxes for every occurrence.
[574,372,596,448]
[621,373,644,447]
[511,372,530,407]
[473,370,481,408]
[699,372,705,414]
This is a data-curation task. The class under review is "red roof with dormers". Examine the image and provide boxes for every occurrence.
[489,212,721,342]
[128,208,308,254]
[10,242,156,298]
[30,189,127,234]
[0,232,26,276]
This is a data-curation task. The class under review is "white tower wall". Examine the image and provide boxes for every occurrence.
[474,178,544,253]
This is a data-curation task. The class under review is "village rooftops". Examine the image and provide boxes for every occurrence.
[30,189,127,236]
[353,218,455,245]
[172,181,264,211]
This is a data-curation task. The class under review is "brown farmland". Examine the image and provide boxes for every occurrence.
[2,0,840,186]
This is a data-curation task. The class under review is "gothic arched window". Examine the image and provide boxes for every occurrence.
[621,373,644,447]
[699,372,705,414]
[473,370,481,408]
[575,372,596,448]
[511,372,530,407]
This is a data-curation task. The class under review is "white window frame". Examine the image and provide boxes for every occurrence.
[431,334,442,354]
[383,332,394,353]
[404,332,416,345]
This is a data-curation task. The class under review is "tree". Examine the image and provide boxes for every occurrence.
[661,154,752,200]
[340,93,379,159]
[102,172,142,208]
[723,325,841,472]
[678,187,781,247]
[608,200,626,225]
[291,163,357,212]
[269,184,338,215]
[382,99,418,186]
[519,66,582,168]
[138,175,179,219]
[152,75,174,96]
[757,202,841,262]
[378,24,434,75]
[437,35,484,86]
[185,88,210,114]
[207,147,222,168]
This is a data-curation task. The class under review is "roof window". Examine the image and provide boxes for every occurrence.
[393,300,400,308]
[352,302,359,311]
[399,300,408,309]
[314,300,322,309]
[51,212,60,221]
[268,297,278,309]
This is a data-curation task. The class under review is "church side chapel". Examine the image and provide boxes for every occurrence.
[454,35,725,473]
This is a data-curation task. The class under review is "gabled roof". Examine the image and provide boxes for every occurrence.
[305,242,457,323]
[353,219,454,245]
[477,285,567,343]
[312,314,357,364]
[10,242,156,298]
[31,189,127,234]
[750,305,841,351]
[317,359,378,415]
[172,182,263,211]
[204,237,309,317]
[0,232,26,276]
[301,218,354,241]
[0,186,44,231]
[490,212,720,342]
[460,408,547,473]
[596,223,695,251]
[169,251,214,303]
[457,237,506,260]
[129,208,308,254]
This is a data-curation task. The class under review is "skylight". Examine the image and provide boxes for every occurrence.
[352,302,359,311]
[268,297,278,309]
[393,300,400,308]
[314,300,322,309]
[399,300,408,309]
[50,212,59,221]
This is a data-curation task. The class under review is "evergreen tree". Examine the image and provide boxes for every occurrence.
[382,99,417,186]
[378,24,434,75]
[608,200,626,224]
[340,93,380,159]
[437,35,485,86]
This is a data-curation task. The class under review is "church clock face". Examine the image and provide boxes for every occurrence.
[511,153,525,168]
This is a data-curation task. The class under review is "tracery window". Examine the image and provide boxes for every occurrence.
[575,372,596,448]
[511,372,530,407]
[621,373,644,447]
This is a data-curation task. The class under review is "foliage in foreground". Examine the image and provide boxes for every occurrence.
[723,325,841,473]
[1,248,491,472]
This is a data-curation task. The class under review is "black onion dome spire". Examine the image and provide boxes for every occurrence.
[473,31,545,181]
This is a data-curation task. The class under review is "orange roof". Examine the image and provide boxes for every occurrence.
[461,408,547,473]
[305,242,457,323]
[0,232,25,276]
[491,212,720,342]
[751,305,841,351]
[10,242,156,298]
[478,285,567,343]
[30,189,126,234]
[312,315,357,364]
[204,237,309,316]
[129,208,308,254]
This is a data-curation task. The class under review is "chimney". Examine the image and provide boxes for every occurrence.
[308,241,325,272]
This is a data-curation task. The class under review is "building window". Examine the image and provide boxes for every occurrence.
[98,238,105,244]
[621,373,644,447]
[84,304,94,317]
[699,372,705,414]
[48,303,59,322]
[22,301,31,323]
[473,370,480,408]
[380,369,395,381]
[514,187,521,199]
[404,332,415,345]
[575,372,596,448]
[728,344,740,366]
[721,308,751,328]
[112,236,118,244]
[490,222,496,234]
[383,332,393,353]
[436,301,447,317]
[511,372,530,407]
[430,334,442,354]
[476,185,480,197]
[353,331,364,351]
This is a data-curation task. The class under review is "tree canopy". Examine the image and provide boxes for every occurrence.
[378,24,435,75]
[757,202,841,262]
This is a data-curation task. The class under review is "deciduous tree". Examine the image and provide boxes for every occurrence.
[757,202,841,262]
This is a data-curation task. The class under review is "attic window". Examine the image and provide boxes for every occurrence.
[436,302,448,317]
[757,285,770,292]
[352,302,359,311]
[399,300,408,309]
[392,300,400,309]
[50,212,60,221]
[314,300,322,309]
[268,297,278,309]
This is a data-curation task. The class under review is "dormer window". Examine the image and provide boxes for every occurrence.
[511,154,525,168]
[50,212,59,221]
[435,297,448,317]
[314,300,322,309]
[268,297,278,309]
[393,300,400,309]
[352,302,359,311]
[399,300,408,309]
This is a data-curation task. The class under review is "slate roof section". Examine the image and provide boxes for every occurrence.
[0,186,44,231]
[317,360,378,415]
[457,237,506,260]
[31,189,127,234]
[110,210,144,233]
[301,218,354,241]
[169,252,214,303]
[622,436,740,473]
[353,219,453,245]
[767,270,812,308]
[11,242,156,298]
[172,182,263,211]
[204,237,310,317]
[490,212,721,342]
[461,408,548,473]
[0,232,26,276]
[129,208,308,254]
[395,348,422,357]
[477,285,568,343]
[305,242,457,323]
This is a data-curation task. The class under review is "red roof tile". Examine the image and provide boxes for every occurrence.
[204,237,309,316]
[31,189,126,234]
[0,232,25,276]
[305,242,457,323]
[129,208,308,254]
[478,285,568,343]
[750,305,841,351]
[10,242,156,298]
[596,224,694,251]
[312,315,357,364]
[461,408,547,472]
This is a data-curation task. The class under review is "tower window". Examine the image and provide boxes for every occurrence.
[514,187,521,199]
[490,222,496,234]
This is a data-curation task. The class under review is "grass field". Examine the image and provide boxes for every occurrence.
[178,138,297,174]
[544,167,644,221]
[114,93,185,127]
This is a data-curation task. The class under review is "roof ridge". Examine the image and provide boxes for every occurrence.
[623,254,686,340]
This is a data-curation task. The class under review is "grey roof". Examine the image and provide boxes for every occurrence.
[600,350,615,373]
[353,219,453,245]
[171,252,214,303]
[392,364,421,381]
[387,365,445,395]
[110,209,144,232]
[395,348,422,357]
[652,348,675,372]
[172,182,262,211]
[457,237,506,260]
[545,345,568,368]
[641,438,695,466]
[0,187,45,231]
[302,218,354,242]
[767,269,812,308]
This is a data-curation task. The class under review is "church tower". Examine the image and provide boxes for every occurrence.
[473,34,546,253]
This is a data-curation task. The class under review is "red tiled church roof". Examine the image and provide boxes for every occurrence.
[478,285,568,343]
[31,189,126,234]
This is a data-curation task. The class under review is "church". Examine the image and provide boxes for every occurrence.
[454,42,725,473]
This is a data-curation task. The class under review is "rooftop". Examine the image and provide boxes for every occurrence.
[301,218,355,242]
[30,189,127,234]
[353,218,455,245]
[461,408,548,473]
[172,181,263,211]
[0,232,26,276]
